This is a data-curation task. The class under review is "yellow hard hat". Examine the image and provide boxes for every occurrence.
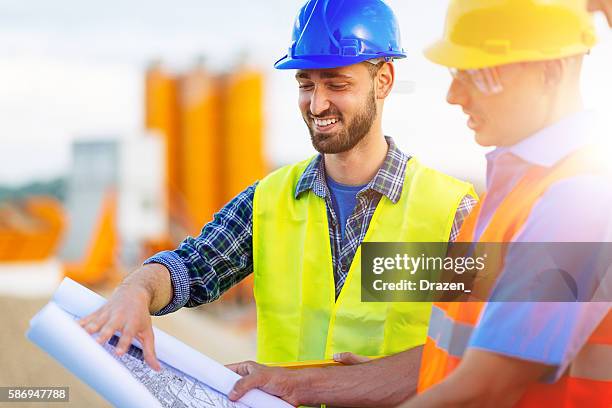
[425,0,597,70]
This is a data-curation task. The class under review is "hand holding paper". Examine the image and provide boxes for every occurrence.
[26,278,294,408]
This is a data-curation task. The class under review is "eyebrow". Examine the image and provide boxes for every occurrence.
[295,71,353,80]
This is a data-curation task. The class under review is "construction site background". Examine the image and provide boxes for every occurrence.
[1,1,610,407]
[0,60,264,408]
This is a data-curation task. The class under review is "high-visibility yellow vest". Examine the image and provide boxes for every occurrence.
[253,156,476,363]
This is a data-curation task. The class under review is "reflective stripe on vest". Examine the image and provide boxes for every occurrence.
[418,147,612,407]
[253,156,475,364]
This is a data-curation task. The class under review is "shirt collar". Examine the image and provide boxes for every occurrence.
[295,136,410,204]
[486,110,597,168]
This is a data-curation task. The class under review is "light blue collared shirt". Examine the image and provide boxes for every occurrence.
[474,110,610,241]
[467,111,612,381]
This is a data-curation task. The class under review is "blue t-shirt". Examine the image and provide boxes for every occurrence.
[326,175,368,240]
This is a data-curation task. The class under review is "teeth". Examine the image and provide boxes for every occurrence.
[314,118,338,126]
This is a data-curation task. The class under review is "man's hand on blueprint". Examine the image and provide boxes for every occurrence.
[226,361,301,407]
[78,276,162,371]
[227,347,424,408]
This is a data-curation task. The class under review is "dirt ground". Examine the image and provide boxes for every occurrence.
[0,293,257,408]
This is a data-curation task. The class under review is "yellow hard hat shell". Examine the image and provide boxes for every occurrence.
[425,0,597,69]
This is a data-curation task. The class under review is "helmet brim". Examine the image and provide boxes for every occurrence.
[424,39,593,70]
[424,40,514,70]
[274,53,406,70]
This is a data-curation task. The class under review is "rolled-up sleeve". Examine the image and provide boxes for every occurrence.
[449,194,478,243]
[144,182,258,315]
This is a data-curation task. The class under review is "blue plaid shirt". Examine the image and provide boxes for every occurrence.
[146,137,476,315]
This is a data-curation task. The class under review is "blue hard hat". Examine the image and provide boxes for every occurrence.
[275,0,406,70]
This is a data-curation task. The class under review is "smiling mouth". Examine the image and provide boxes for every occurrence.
[312,117,340,132]
[463,110,481,131]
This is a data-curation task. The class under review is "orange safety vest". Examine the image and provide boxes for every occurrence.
[417,148,612,407]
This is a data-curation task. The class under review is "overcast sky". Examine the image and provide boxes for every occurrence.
[1,0,611,187]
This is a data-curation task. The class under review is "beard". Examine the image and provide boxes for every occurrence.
[305,86,377,154]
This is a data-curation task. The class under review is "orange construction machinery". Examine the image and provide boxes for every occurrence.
[143,61,266,304]
[144,63,184,236]
[220,66,266,204]
[63,189,120,286]
[179,63,223,237]
[0,196,66,262]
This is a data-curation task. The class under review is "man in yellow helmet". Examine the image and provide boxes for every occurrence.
[397,0,612,406]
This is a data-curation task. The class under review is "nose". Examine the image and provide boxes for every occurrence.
[446,77,469,107]
[309,86,331,116]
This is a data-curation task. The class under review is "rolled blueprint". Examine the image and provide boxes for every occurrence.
[27,278,293,408]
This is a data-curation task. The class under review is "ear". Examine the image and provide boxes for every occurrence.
[375,62,395,99]
[541,59,563,90]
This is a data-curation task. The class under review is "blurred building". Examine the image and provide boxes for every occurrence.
[60,140,120,285]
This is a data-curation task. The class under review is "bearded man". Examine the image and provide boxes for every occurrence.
[80,1,476,406]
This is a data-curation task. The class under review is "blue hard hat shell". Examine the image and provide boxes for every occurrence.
[275,0,406,69]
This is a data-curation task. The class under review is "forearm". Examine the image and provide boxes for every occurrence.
[398,379,481,408]
[400,373,522,408]
[296,346,423,407]
[121,263,173,314]
[399,349,550,408]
